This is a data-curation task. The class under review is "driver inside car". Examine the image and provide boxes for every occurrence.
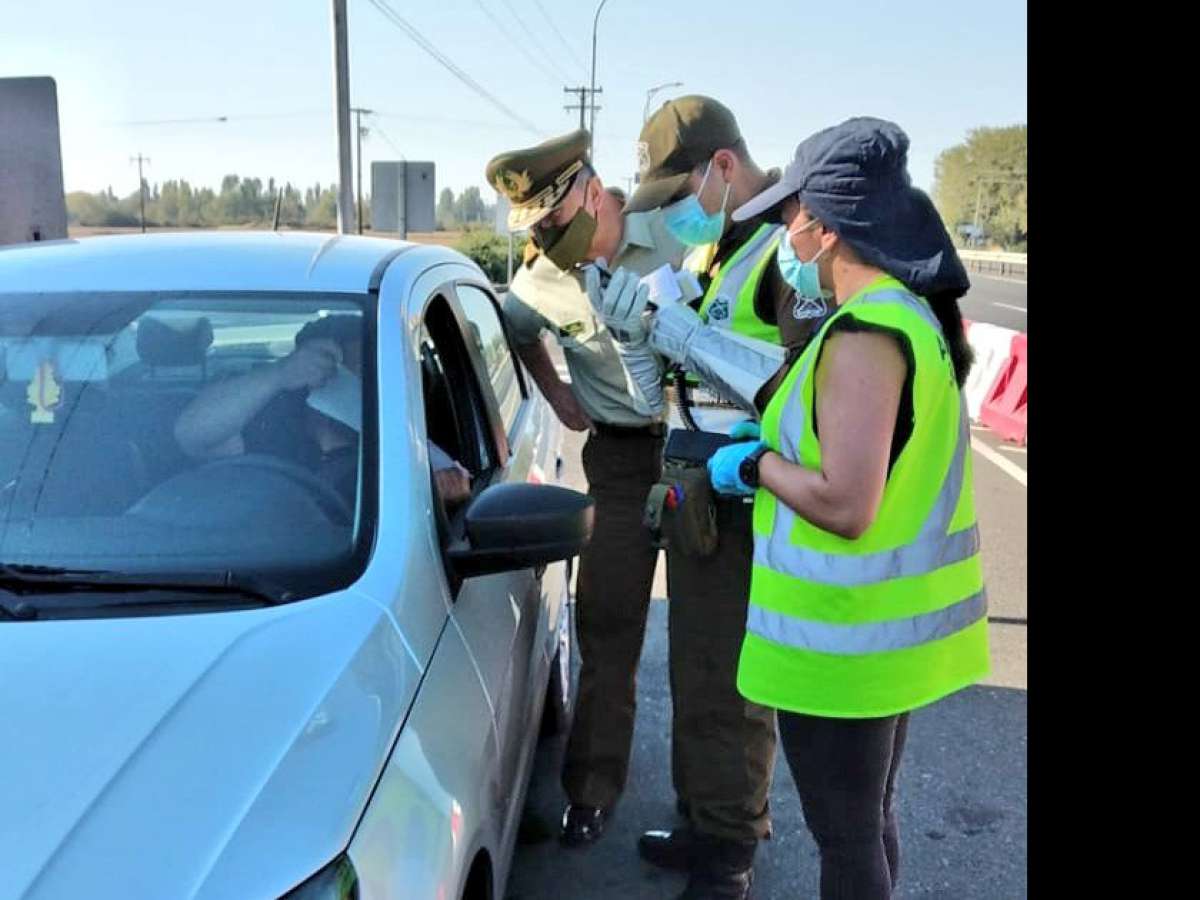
[173,315,472,508]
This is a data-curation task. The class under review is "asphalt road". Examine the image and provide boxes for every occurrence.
[506,415,1027,899]
[959,274,1027,332]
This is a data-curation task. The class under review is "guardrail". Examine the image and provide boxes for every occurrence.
[959,250,1027,280]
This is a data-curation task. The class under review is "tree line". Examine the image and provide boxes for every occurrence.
[67,176,506,233]
[66,176,350,229]
[932,124,1027,252]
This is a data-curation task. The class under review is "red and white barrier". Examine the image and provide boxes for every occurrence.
[964,322,1021,421]
[962,320,1027,445]
[979,332,1027,444]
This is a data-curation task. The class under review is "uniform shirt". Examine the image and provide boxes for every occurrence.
[504,208,685,427]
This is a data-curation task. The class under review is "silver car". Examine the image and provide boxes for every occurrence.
[0,232,590,900]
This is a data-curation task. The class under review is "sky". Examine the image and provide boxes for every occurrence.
[2,0,1026,205]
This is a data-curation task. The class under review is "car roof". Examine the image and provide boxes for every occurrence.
[0,231,475,295]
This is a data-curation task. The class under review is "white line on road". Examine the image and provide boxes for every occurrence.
[998,445,1027,455]
[972,437,1027,487]
[993,302,1027,313]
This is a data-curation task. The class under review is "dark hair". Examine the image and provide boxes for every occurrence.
[295,313,362,347]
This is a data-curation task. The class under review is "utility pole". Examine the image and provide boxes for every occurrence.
[331,0,355,234]
[564,86,601,153]
[351,106,373,235]
[129,154,150,233]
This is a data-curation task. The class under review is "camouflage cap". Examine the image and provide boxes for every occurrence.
[625,95,743,214]
[485,129,591,231]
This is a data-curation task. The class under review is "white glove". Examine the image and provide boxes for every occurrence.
[617,341,666,416]
[649,300,704,367]
[651,310,786,413]
[584,265,652,345]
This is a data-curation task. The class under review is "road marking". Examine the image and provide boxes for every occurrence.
[971,437,1027,487]
[993,302,1027,313]
[998,444,1027,455]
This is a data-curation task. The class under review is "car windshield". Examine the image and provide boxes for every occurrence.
[0,291,376,603]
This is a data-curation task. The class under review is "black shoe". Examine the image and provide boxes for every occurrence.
[560,804,607,847]
[675,868,753,900]
[674,836,756,900]
[638,826,696,871]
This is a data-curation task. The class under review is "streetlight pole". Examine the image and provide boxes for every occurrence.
[643,81,683,122]
[588,0,609,156]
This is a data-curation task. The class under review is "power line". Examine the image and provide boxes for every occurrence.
[364,0,542,135]
[370,122,406,159]
[499,0,573,83]
[533,0,589,76]
[472,0,563,85]
[372,110,542,134]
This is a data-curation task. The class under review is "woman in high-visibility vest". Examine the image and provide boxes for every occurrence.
[706,118,991,900]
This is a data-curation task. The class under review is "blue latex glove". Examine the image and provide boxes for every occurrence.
[708,440,766,496]
[729,419,761,441]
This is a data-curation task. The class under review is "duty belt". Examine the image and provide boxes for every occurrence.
[592,421,666,439]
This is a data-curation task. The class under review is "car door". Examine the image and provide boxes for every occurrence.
[416,288,542,845]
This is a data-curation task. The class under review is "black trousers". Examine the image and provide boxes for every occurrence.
[562,428,663,809]
[777,710,911,900]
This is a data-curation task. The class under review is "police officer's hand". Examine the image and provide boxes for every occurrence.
[549,384,596,433]
[276,339,342,391]
[586,265,652,345]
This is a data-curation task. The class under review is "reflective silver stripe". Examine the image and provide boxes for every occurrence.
[755,524,979,587]
[761,287,973,587]
[705,224,782,328]
[746,588,988,655]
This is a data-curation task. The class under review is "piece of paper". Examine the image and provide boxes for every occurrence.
[640,264,683,305]
[306,365,362,432]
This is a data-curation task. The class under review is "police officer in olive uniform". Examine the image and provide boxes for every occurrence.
[618,97,832,900]
[484,130,686,846]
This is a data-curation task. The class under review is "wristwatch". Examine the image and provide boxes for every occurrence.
[738,445,772,489]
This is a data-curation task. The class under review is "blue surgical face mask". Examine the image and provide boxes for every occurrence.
[662,160,731,247]
[777,219,829,300]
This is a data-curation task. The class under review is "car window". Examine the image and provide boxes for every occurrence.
[455,284,524,436]
[418,295,495,483]
[0,291,375,606]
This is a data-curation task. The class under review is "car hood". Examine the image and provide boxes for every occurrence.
[0,589,426,900]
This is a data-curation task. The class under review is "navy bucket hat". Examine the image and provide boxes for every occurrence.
[733,117,970,301]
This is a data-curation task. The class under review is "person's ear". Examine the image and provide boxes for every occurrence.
[713,148,737,182]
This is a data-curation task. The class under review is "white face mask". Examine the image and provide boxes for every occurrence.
[305,364,362,432]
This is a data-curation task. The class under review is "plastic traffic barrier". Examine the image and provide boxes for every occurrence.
[964,322,1021,422]
[979,332,1027,444]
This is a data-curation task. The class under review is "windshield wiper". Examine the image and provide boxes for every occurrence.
[0,565,292,619]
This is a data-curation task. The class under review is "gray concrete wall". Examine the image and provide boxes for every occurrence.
[0,76,68,246]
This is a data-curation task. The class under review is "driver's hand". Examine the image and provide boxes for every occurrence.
[276,339,342,391]
[434,462,472,506]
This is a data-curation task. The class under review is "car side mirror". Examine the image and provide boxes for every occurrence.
[447,482,594,579]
